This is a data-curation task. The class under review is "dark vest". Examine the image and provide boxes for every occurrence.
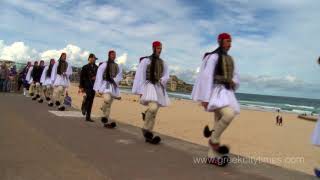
[103,62,119,81]
[214,54,234,84]
[57,61,68,75]
[145,57,164,84]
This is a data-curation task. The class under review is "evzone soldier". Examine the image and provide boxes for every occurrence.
[20,61,32,96]
[132,41,170,145]
[312,115,320,177]
[93,50,122,128]
[312,58,320,178]
[192,33,240,166]
[25,61,34,97]
[39,59,55,105]
[51,53,72,111]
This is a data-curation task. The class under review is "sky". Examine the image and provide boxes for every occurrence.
[0,0,319,99]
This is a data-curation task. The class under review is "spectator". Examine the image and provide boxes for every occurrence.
[9,65,18,92]
[0,63,10,92]
[18,62,31,91]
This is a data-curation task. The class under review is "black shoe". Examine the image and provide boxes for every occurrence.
[315,168,320,177]
[46,97,51,101]
[101,117,108,124]
[104,122,117,128]
[209,140,230,154]
[55,101,60,106]
[142,129,153,138]
[38,99,43,103]
[32,97,37,101]
[58,106,65,111]
[207,156,230,167]
[48,103,54,107]
[150,136,161,144]
[143,130,161,145]
[86,118,95,122]
[36,94,40,99]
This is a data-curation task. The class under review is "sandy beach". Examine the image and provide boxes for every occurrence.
[67,84,319,175]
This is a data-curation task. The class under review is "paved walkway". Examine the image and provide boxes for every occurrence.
[0,93,315,180]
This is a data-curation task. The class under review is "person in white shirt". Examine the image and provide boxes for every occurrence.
[39,59,55,105]
[51,53,72,111]
[192,33,240,166]
[93,50,122,128]
[132,41,170,145]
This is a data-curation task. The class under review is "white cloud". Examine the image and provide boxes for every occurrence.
[1,0,320,98]
[116,53,127,65]
[0,41,38,62]
[0,40,130,68]
[40,44,90,66]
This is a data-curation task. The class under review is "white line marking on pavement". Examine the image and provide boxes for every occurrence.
[49,110,99,118]
[116,139,135,145]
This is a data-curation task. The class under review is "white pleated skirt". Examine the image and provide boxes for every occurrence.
[312,116,320,146]
[140,82,170,107]
[28,78,33,84]
[96,80,120,97]
[207,84,240,114]
[43,77,53,86]
[53,75,70,87]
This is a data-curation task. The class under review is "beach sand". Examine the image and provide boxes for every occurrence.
[67,84,319,175]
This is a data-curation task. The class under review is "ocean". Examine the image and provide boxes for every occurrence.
[120,88,320,115]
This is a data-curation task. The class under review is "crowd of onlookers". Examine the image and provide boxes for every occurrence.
[0,62,21,93]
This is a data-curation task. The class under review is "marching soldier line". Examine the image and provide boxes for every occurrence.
[15,33,320,176]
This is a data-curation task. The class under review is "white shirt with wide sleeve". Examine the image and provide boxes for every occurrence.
[26,66,33,84]
[93,62,123,97]
[132,57,170,107]
[40,65,54,86]
[191,53,240,114]
[312,115,320,146]
[51,61,72,87]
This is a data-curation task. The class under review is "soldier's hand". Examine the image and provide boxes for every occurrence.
[91,76,96,80]
[78,88,84,93]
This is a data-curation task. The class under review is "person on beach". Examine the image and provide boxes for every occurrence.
[279,116,283,126]
[132,41,170,145]
[93,50,122,128]
[276,115,280,125]
[51,53,72,111]
[0,63,10,92]
[39,59,55,105]
[191,33,240,166]
[8,65,17,92]
[79,53,98,122]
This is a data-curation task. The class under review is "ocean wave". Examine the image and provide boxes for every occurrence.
[168,92,191,99]
[242,104,279,111]
[120,89,320,114]
[291,109,313,115]
[284,104,315,110]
